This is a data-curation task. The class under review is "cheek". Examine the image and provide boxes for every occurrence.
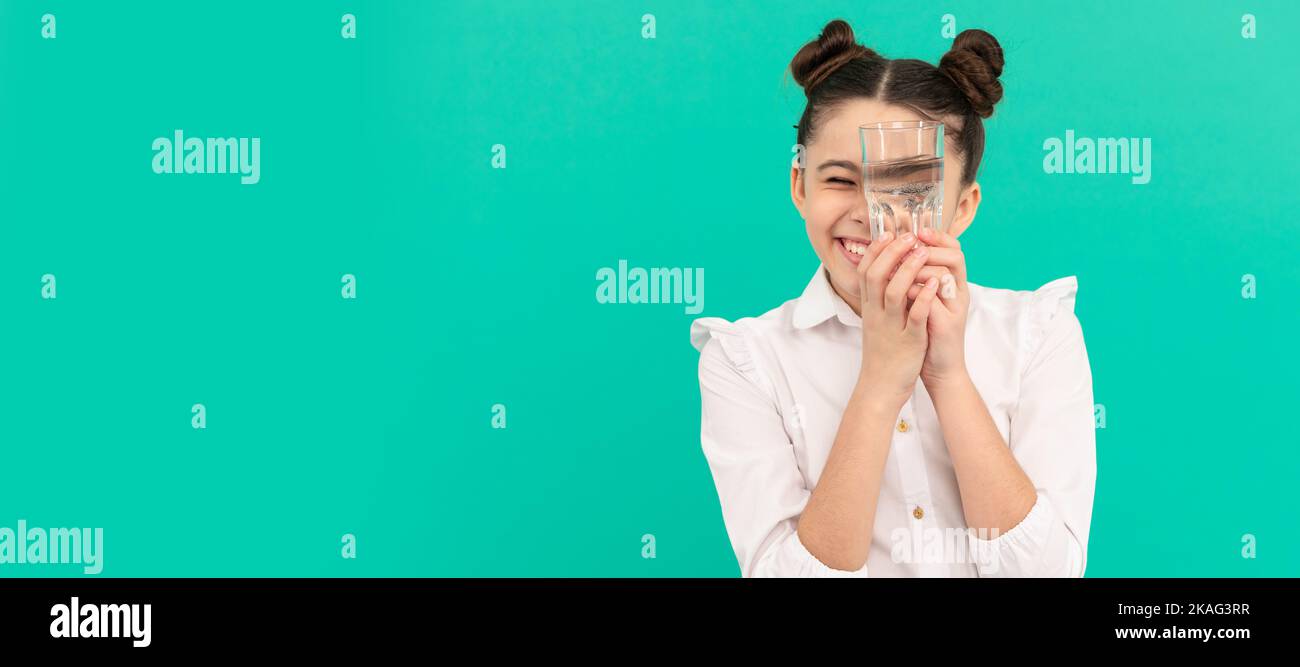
[804,216,833,258]
[804,192,851,237]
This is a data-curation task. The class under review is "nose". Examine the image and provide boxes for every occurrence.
[848,196,872,233]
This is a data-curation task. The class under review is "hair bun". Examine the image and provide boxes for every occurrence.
[790,19,876,95]
[939,29,1005,118]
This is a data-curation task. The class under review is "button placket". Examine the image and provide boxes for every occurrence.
[893,394,950,575]
[894,402,936,523]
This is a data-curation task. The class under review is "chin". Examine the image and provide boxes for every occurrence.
[822,263,857,298]
[831,272,859,300]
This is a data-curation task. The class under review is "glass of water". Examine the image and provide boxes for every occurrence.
[859,120,945,249]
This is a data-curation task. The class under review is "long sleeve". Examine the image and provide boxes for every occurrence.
[969,277,1097,577]
[692,318,870,578]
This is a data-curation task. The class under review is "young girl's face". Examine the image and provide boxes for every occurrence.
[791,97,981,306]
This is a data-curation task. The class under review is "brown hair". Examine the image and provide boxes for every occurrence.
[789,19,1005,186]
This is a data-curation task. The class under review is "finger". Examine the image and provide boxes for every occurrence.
[938,272,958,302]
[911,245,967,286]
[918,226,961,250]
[855,231,894,308]
[905,271,954,301]
[857,232,894,275]
[907,276,940,331]
[892,264,952,286]
[884,244,929,319]
[866,232,918,308]
[906,274,943,301]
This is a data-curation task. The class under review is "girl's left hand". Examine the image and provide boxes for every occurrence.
[910,226,971,391]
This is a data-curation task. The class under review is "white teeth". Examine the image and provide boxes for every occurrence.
[843,240,868,255]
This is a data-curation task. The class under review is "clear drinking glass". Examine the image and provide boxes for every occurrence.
[859,120,945,249]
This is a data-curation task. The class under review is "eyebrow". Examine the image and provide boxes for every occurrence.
[816,159,860,174]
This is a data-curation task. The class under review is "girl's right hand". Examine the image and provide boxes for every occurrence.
[855,232,941,412]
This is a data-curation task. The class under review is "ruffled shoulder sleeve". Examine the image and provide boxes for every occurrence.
[690,315,784,407]
[1021,275,1079,364]
[690,316,756,375]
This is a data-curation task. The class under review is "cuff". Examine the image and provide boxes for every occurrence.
[966,493,1057,577]
[755,531,870,578]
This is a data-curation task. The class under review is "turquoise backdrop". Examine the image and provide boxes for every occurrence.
[1,0,1295,576]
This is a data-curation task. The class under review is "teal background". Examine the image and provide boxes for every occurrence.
[1,1,1296,577]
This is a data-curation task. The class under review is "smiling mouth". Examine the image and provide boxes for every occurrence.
[836,237,871,263]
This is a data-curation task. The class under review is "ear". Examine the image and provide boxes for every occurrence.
[791,166,807,218]
[947,180,981,238]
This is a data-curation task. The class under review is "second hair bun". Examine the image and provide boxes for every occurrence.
[938,29,1005,118]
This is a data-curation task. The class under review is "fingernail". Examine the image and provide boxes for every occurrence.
[900,232,914,242]
[941,281,956,299]
[914,247,928,260]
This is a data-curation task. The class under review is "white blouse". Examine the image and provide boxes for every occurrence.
[690,263,1096,577]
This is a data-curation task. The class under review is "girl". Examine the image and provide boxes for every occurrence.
[690,20,1096,577]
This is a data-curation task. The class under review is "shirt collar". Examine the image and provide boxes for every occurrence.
[792,263,863,330]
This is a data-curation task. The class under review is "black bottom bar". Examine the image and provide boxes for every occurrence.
[0,578,1289,653]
